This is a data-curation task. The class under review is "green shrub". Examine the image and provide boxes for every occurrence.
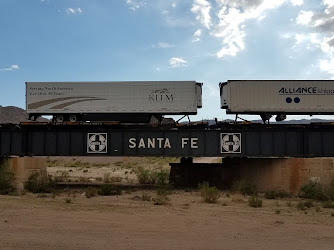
[328,179,334,200]
[299,181,329,201]
[275,209,281,214]
[297,201,306,210]
[153,194,170,205]
[64,198,72,203]
[248,196,263,207]
[46,158,59,167]
[156,169,169,185]
[65,160,91,168]
[103,173,122,183]
[199,182,220,203]
[98,184,121,196]
[136,168,152,184]
[136,167,159,184]
[304,200,314,208]
[322,201,334,208]
[276,190,292,198]
[157,184,173,196]
[24,172,55,193]
[264,191,276,199]
[141,192,152,201]
[85,187,98,198]
[232,180,257,196]
[103,172,112,183]
[79,176,90,182]
[92,163,109,168]
[54,171,69,182]
[0,165,14,195]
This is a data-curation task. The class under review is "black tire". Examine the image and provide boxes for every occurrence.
[69,114,78,122]
[55,115,64,123]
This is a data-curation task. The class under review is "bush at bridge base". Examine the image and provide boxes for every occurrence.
[0,158,14,195]
[299,179,334,201]
[24,172,55,193]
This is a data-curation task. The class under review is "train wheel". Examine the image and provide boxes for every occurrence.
[69,114,78,123]
[55,115,64,123]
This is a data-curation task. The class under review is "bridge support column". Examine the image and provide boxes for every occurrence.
[170,158,334,194]
[223,158,334,194]
[0,157,47,193]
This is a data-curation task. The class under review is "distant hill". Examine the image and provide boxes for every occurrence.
[0,105,49,124]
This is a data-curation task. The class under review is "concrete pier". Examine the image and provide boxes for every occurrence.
[170,158,334,194]
[0,157,47,192]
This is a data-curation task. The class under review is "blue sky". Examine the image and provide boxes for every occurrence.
[1,0,334,121]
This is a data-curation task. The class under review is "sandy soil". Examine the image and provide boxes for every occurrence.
[1,157,334,249]
[46,157,177,185]
[1,190,334,249]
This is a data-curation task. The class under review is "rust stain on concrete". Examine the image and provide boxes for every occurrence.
[289,158,303,194]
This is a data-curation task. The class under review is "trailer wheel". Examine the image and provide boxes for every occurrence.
[69,114,78,123]
[55,115,64,123]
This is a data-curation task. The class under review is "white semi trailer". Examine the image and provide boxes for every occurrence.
[220,80,334,122]
[26,81,203,122]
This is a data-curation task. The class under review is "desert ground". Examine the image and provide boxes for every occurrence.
[1,157,334,249]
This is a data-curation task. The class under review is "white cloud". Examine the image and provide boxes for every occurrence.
[191,0,287,58]
[153,42,175,48]
[257,15,266,21]
[194,29,202,37]
[172,2,176,8]
[126,0,146,11]
[66,8,82,14]
[296,10,313,25]
[291,0,303,6]
[191,0,212,29]
[169,57,187,68]
[295,33,305,44]
[293,2,334,76]
[323,0,334,8]
[161,10,169,15]
[320,58,334,75]
[0,65,20,71]
[193,29,202,42]
[280,32,293,39]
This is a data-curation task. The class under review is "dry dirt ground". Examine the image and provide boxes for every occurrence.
[1,191,334,249]
[1,157,334,249]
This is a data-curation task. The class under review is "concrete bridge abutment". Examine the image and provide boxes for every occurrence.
[170,158,334,194]
[0,157,47,193]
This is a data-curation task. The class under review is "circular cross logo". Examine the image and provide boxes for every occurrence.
[87,133,107,153]
[221,133,241,153]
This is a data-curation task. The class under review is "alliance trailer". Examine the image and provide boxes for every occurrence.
[26,81,203,122]
[220,80,334,122]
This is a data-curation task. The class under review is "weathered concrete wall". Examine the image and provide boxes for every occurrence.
[1,157,47,192]
[223,158,334,194]
[170,158,334,194]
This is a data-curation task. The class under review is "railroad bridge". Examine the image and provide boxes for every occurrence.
[1,122,334,193]
[1,122,334,157]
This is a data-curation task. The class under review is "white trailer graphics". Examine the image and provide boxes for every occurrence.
[220,80,334,122]
[26,81,203,122]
